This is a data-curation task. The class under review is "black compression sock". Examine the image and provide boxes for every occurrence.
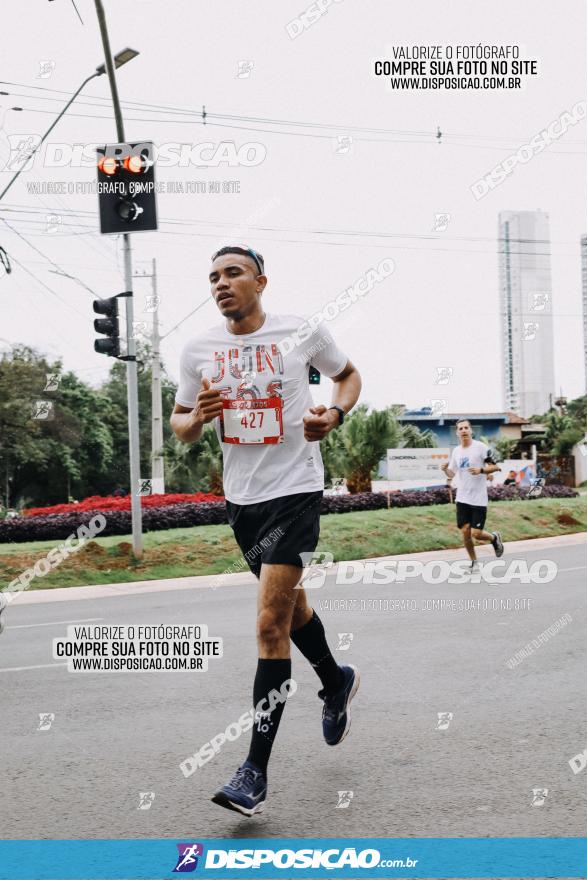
[290,610,343,693]
[246,658,292,775]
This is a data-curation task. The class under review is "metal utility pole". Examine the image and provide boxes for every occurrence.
[150,259,165,494]
[134,259,165,494]
[94,0,143,556]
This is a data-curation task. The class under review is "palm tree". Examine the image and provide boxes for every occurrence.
[164,426,224,495]
[322,405,435,493]
[196,429,224,495]
[543,411,583,455]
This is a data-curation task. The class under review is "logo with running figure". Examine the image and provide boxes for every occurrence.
[436,712,453,731]
[429,398,448,415]
[137,791,155,810]
[173,843,204,873]
[530,788,548,807]
[37,713,55,731]
[297,551,334,589]
[336,790,354,808]
[434,366,453,385]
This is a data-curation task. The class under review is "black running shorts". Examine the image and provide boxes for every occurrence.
[225,490,323,579]
[456,502,487,530]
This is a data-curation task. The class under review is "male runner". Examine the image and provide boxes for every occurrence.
[441,418,504,569]
[170,245,362,816]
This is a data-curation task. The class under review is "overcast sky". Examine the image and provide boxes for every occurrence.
[1,0,586,414]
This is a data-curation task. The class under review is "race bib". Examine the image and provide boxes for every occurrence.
[221,397,284,445]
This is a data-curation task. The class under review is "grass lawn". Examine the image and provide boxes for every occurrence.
[0,496,585,590]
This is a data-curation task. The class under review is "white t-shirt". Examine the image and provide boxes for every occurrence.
[175,313,348,504]
[449,439,492,507]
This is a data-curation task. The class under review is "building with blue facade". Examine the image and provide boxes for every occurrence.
[398,409,528,447]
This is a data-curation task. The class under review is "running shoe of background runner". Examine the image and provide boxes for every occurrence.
[318,664,360,746]
[492,531,504,557]
[211,760,267,816]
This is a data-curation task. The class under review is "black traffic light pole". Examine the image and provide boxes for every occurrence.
[93,291,133,357]
[94,0,143,557]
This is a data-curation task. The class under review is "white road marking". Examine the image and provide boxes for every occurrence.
[5,617,104,630]
[0,662,68,673]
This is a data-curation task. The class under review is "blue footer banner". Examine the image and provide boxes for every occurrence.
[0,838,586,879]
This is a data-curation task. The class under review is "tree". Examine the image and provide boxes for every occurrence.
[542,410,582,456]
[98,342,179,494]
[567,394,587,427]
[551,426,584,456]
[164,426,224,495]
[321,405,435,493]
[492,436,516,462]
[0,346,85,507]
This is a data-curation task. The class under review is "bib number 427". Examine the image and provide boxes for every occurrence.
[240,410,264,429]
[221,397,284,445]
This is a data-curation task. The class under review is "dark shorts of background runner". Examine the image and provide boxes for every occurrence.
[456,502,487,530]
[225,490,323,579]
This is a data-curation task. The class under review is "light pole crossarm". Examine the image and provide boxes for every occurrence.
[0,70,101,203]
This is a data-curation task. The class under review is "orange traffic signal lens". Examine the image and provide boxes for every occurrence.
[98,156,118,175]
[124,154,146,173]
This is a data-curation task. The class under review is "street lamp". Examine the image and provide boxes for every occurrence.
[95,47,139,76]
[0,48,139,204]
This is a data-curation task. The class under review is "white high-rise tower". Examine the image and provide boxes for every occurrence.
[498,210,555,416]
[581,234,587,392]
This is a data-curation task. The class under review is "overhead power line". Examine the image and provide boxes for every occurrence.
[3,79,587,152]
[0,215,98,296]
[0,204,576,254]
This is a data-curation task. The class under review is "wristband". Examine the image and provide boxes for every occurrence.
[328,405,345,426]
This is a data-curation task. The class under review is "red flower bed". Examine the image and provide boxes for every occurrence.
[23,492,224,518]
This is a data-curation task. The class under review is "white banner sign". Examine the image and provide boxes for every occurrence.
[387,448,450,481]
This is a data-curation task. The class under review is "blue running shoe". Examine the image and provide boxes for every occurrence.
[318,664,360,746]
[211,760,267,816]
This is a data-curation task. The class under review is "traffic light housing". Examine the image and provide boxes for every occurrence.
[96,142,158,234]
[309,366,321,385]
[93,296,120,357]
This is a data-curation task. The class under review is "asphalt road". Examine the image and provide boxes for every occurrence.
[1,539,586,843]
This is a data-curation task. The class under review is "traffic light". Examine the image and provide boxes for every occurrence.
[96,142,157,234]
[309,366,321,385]
[93,296,120,357]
